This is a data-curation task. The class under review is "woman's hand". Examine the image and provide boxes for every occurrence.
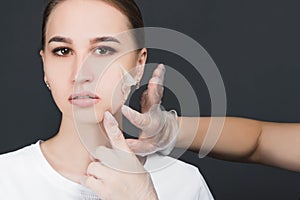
[122,64,179,156]
[82,111,158,200]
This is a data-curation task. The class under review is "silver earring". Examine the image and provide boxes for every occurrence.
[136,81,140,89]
[46,81,51,90]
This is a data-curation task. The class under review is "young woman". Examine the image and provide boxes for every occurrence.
[0,0,213,199]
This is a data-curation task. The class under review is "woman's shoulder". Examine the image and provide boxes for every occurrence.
[145,154,214,199]
[0,141,42,185]
[145,153,206,186]
[145,153,200,174]
[0,141,40,166]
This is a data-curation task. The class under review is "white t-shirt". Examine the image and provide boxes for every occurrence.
[0,141,213,200]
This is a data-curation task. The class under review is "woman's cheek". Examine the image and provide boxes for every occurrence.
[49,88,68,115]
[111,79,126,113]
[97,77,123,115]
[96,65,126,113]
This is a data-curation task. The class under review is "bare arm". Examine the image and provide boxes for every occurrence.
[177,117,300,171]
[123,64,300,171]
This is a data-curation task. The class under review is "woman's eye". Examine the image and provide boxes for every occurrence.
[52,48,72,56]
[94,47,116,55]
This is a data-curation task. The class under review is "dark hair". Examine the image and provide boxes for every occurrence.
[41,0,144,50]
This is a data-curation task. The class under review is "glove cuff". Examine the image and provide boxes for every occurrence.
[158,110,179,155]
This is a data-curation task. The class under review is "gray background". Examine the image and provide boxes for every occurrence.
[0,0,299,199]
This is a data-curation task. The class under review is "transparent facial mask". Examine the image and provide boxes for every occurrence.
[71,51,140,156]
[120,64,137,101]
[69,28,225,173]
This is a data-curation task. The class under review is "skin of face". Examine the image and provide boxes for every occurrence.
[40,0,147,124]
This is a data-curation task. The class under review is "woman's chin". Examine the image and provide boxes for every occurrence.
[71,107,104,125]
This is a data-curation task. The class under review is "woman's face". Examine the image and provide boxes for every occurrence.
[40,0,147,123]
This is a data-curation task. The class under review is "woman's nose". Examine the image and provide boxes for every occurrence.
[72,56,95,84]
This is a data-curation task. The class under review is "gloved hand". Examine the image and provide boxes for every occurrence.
[122,64,179,156]
[82,111,158,200]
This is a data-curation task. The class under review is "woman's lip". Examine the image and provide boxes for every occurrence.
[69,98,100,108]
[68,92,100,108]
[69,92,100,100]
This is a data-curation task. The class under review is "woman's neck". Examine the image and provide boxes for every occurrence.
[41,116,104,184]
[40,114,146,184]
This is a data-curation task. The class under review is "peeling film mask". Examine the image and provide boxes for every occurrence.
[72,50,142,155]
[71,30,144,156]
[119,64,137,102]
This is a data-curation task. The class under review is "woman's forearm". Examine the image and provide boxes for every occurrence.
[176,116,300,171]
[252,121,300,171]
[176,117,261,160]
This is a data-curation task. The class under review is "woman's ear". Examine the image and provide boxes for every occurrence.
[40,50,49,88]
[40,50,45,64]
[135,48,147,82]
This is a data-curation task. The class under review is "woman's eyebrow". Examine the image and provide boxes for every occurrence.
[48,36,73,44]
[90,36,121,44]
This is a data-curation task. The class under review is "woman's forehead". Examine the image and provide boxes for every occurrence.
[45,0,130,40]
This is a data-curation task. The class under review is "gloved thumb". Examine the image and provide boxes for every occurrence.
[126,138,156,156]
[121,105,150,129]
[103,111,129,151]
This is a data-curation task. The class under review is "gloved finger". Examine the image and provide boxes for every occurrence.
[86,161,111,180]
[148,77,163,105]
[140,64,165,113]
[84,175,106,198]
[103,111,131,152]
[151,64,166,84]
[140,90,151,113]
[93,146,119,169]
[148,64,165,98]
[125,138,156,155]
[121,105,151,129]
[94,140,144,173]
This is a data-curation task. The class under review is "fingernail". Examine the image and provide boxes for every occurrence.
[158,63,166,71]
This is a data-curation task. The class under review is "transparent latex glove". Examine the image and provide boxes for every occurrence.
[82,111,158,200]
[122,64,179,156]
